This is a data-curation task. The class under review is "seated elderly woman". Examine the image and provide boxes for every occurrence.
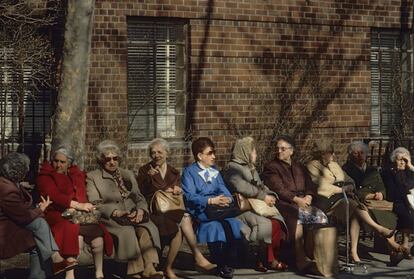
[261,135,328,273]
[37,146,113,279]
[382,147,414,263]
[306,139,398,264]
[182,137,244,279]
[222,136,288,272]
[137,138,216,279]
[86,140,163,279]
[0,152,76,278]
[342,141,397,230]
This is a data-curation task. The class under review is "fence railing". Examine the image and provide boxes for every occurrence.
[362,137,414,168]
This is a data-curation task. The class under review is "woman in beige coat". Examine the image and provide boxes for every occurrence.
[306,139,398,264]
[86,140,162,279]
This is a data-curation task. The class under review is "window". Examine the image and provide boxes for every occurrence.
[370,29,413,136]
[127,18,187,142]
[0,47,52,149]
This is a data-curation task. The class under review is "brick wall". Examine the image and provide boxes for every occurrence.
[86,0,413,171]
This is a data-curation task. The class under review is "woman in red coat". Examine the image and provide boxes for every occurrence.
[37,146,113,279]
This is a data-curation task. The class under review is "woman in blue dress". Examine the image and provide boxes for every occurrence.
[182,137,244,279]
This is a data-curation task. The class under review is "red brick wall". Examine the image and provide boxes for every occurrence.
[85,0,413,171]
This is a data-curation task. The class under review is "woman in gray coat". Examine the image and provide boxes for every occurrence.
[86,140,163,279]
[222,137,287,272]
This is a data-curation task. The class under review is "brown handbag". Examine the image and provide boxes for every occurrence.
[150,190,185,213]
[234,193,252,212]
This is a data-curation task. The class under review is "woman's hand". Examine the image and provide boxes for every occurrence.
[208,195,231,207]
[304,194,313,205]
[374,192,384,200]
[112,209,129,218]
[293,196,310,209]
[402,154,414,170]
[129,209,145,223]
[264,195,276,206]
[172,185,182,195]
[76,202,95,212]
[38,196,52,212]
[148,165,159,176]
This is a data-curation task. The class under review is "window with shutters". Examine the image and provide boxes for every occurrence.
[127,18,187,142]
[0,47,53,153]
[370,29,413,136]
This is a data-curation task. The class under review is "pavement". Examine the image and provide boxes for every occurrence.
[1,235,413,279]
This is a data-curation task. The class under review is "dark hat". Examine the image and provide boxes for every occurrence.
[275,134,295,149]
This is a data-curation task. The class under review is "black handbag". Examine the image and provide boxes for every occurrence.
[111,210,149,227]
[314,194,344,212]
[205,203,241,220]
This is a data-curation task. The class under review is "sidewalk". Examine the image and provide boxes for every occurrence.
[1,236,413,278]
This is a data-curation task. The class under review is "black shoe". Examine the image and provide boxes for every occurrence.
[217,265,234,279]
[388,251,404,267]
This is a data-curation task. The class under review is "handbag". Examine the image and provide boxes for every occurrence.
[248,198,280,217]
[111,210,149,227]
[62,209,101,225]
[234,193,252,212]
[150,190,186,213]
[205,203,241,220]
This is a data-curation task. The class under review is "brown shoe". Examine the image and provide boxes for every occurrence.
[52,259,78,275]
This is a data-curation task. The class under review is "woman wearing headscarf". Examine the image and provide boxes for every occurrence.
[137,138,216,279]
[86,140,163,279]
[382,147,414,262]
[306,139,398,264]
[37,146,113,279]
[222,136,288,272]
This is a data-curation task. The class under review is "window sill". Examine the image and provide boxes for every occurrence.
[128,139,191,150]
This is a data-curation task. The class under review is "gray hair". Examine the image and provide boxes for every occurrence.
[148,138,170,158]
[51,145,74,165]
[390,147,411,163]
[96,140,121,162]
[0,152,30,182]
[347,141,369,155]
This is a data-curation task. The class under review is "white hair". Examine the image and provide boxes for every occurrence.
[96,140,121,162]
[390,147,411,162]
[147,138,170,157]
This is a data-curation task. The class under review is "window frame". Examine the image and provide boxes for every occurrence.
[126,17,188,143]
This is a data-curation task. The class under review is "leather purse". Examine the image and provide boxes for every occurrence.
[234,193,252,211]
[150,190,185,213]
[62,209,101,225]
[205,203,241,220]
[111,210,149,227]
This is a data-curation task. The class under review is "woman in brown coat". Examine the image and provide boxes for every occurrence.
[261,135,326,271]
[137,138,216,279]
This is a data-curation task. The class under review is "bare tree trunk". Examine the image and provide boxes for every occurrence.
[52,0,95,168]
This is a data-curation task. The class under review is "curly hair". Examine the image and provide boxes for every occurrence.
[390,147,411,163]
[96,140,122,164]
[148,138,170,158]
[0,152,30,182]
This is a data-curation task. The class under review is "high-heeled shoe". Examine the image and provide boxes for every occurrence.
[268,260,288,271]
[389,250,405,266]
[195,263,217,274]
[255,261,267,272]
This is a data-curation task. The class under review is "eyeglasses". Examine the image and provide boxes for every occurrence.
[276,146,292,152]
[104,156,118,162]
[202,150,215,156]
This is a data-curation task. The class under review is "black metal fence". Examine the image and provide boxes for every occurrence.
[363,137,414,169]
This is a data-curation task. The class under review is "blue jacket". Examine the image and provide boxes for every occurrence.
[181,162,243,243]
